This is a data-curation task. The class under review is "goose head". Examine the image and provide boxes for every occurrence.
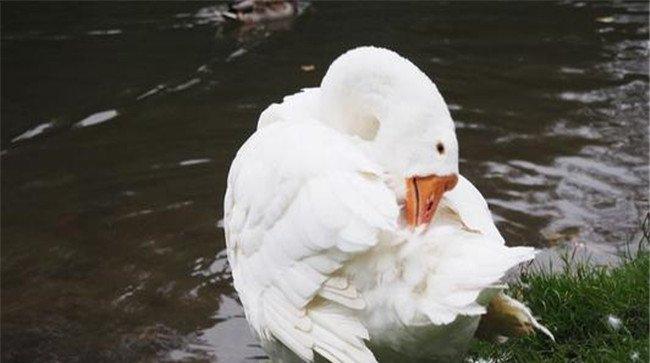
[320,46,459,228]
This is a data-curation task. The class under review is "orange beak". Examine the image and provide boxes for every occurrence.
[405,174,459,227]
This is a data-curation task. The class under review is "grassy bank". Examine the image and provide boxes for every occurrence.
[468,249,649,362]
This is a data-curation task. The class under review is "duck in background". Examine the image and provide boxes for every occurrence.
[223,0,301,24]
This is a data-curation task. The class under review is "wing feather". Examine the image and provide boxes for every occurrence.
[224,121,398,362]
[441,175,505,243]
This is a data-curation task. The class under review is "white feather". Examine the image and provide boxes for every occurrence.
[224,46,549,363]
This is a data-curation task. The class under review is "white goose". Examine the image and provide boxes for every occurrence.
[223,46,552,362]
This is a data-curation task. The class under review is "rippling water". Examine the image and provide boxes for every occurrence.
[1,2,648,361]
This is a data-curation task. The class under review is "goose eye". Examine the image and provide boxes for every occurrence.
[436,142,445,154]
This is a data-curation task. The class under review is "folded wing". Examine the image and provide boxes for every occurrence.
[224,120,399,362]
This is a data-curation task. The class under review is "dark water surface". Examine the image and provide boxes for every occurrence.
[2,2,648,361]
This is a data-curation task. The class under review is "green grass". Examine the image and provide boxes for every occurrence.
[467,250,649,362]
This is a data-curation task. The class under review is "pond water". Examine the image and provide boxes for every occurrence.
[1,2,648,361]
